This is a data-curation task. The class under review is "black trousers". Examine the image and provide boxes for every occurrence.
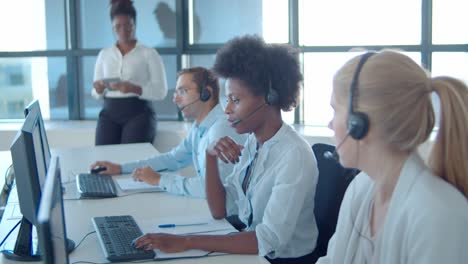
[266,252,318,264]
[95,97,156,145]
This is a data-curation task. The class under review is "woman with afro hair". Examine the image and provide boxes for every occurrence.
[134,35,319,264]
[92,0,168,145]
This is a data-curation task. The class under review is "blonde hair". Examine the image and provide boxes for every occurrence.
[333,50,468,196]
[428,77,468,196]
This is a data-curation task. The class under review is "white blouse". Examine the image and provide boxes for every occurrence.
[92,42,168,101]
[224,123,319,259]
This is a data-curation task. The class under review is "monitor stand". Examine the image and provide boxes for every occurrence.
[2,217,75,262]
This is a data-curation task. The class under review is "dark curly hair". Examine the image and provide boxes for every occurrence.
[110,0,136,23]
[213,35,302,111]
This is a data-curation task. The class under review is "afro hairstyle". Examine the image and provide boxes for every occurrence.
[213,35,302,111]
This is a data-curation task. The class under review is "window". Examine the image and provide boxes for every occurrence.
[153,55,178,120]
[79,0,177,49]
[302,52,421,126]
[0,0,65,52]
[0,57,67,119]
[432,0,468,44]
[299,0,421,46]
[81,56,102,119]
[189,0,289,44]
[0,1,466,125]
[426,52,468,128]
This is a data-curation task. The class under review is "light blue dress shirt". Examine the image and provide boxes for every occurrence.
[121,104,246,198]
[224,123,319,259]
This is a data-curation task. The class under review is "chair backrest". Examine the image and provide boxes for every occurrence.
[311,143,359,261]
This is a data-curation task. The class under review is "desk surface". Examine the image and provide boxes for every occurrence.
[0,143,268,264]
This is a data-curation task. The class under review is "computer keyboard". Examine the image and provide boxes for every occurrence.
[77,173,118,198]
[93,215,155,262]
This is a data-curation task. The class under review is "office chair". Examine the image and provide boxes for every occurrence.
[310,143,359,262]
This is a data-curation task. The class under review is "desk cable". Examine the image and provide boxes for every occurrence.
[73,230,96,251]
[63,190,164,201]
[118,190,168,197]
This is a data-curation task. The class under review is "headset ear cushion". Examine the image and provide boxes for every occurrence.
[266,88,279,105]
[348,112,369,140]
[200,88,211,102]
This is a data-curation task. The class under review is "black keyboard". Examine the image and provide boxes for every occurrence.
[77,173,118,198]
[93,215,155,262]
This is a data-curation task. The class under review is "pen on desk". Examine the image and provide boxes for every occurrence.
[158,222,208,228]
[157,168,168,173]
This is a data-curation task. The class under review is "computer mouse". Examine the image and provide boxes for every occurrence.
[91,166,107,174]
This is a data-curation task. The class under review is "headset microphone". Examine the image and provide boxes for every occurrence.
[324,131,351,160]
[325,52,375,160]
[178,98,200,112]
[232,103,267,126]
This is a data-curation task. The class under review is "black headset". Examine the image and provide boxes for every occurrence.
[347,52,375,140]
[199,69,211,102]
[265,79,279,105]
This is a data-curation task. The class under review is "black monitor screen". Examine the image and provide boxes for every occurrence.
[32,122,46,189]
[7,105,49,260]
[10,105,46,225]
[38,156,70,264]
[24,100,50,173]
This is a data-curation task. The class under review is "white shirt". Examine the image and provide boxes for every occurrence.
[317,153,468,264]
[92,42,168,101]
[121,104,247,198]
[224,123,319,259]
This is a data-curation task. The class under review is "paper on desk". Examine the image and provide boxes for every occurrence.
[155,230,231,260]
[160,216,235,234]
[114,176,165,192]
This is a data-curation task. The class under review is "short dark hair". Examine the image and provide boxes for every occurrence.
[110,0,136,22]
[213,35,302,111]
[177,67,220,103]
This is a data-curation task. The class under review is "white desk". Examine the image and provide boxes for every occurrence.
[0,143,268,264]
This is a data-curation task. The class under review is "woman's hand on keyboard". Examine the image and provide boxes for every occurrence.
[133,233,189,253]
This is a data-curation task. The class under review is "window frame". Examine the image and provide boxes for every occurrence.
[0,0,467,123]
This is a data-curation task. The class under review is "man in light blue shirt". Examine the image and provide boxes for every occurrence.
[90,67,246,198]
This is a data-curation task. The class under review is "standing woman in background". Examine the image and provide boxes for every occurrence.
[92,0,168,145]
[318,51,468,264]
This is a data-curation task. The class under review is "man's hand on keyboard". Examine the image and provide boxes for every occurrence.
[89,161,122,175]
[133,233,189,253]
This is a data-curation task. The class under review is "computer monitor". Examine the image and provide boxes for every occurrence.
[37,156,75,264]
[24,100,51,172]
[6,106,48,261]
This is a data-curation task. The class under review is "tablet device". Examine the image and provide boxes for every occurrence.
[101,78,121,89]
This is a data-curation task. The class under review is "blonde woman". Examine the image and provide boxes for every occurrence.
[318,51,468,263]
